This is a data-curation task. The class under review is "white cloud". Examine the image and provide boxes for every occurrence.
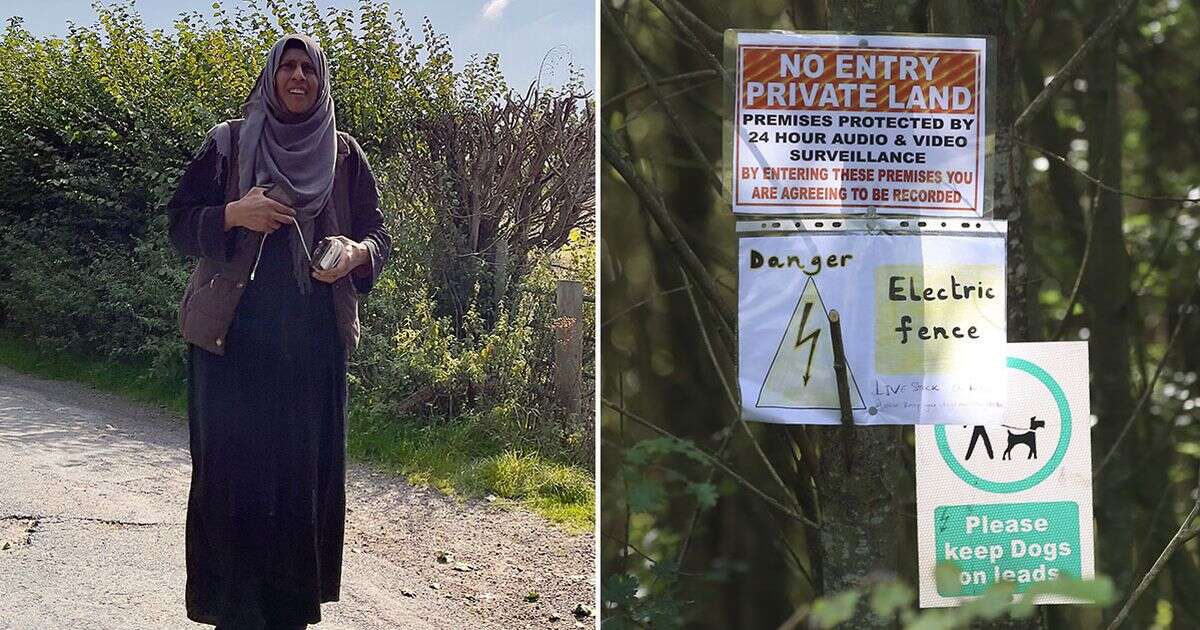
[482,0,511,19]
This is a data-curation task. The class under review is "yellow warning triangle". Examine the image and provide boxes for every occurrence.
[756,277,866,410]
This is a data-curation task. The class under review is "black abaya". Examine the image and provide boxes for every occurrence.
[185,221,346,628]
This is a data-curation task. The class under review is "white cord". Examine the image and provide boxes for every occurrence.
[291,217,313,263]
[248,220,311,282]
[249,233,266,281]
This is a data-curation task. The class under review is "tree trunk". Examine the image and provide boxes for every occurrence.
[812,2,1043,626]
[1080,1,1137,625]
[809,4,914,626]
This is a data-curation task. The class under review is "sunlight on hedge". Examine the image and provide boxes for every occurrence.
[0,0,595,524]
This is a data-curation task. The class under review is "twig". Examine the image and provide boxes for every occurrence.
[600,530,706,577]
[1094,283,1198,477]
[1053,159,1103,341]
[602,69,720,109]
[601,398,820,529]
[674,430,735,568]
[1131,207,1182,298]
[601,284,693,328]
[681,266,738,412]
[1105,462,1200,630]
[1013,0,1141,135]
[601,2,724,194]
[619,365,631,573]
[679,264,804,518]
[613,80,722,133]
[646,0,729,83]
[665,0,722,44]
[1020,139,1200,206]
[600,124,736,337]
[764,508,818,589]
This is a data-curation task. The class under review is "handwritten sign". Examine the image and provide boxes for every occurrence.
[737,219,1007,425]
[915,342,1096,607]
[730,31,990,216]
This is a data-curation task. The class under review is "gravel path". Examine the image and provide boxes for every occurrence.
[0,366,595,629]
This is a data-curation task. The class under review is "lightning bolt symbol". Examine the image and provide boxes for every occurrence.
[793,300,820,386]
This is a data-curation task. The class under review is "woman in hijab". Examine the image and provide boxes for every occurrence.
[166,34,390,630]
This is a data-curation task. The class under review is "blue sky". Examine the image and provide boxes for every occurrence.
[2,0,595,91]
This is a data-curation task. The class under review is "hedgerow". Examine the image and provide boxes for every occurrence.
[0,1,594,467]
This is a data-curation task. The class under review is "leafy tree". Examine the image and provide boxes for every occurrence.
[600,0,1200,627]
[0,0,595,464]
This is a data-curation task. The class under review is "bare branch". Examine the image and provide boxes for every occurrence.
[601,1,724,194]
[1053,160,1104,341]
[602,398,821,530]
[1019,140,1200,206]
[646,0,729,83]
[1105,462,1200,630]
[601,283,693,328]
[665,0,722,44]
[598,529,706,577]
[1013,0,1141,135]
[601,69,720,109]
[1094,280,1199,477]
[600,124,737,338]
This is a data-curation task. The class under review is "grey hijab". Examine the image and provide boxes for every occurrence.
[238,33,336,294]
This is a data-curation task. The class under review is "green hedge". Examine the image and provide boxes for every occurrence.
[0,1,594,466]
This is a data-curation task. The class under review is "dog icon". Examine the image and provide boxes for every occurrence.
[1001,416,1045,460]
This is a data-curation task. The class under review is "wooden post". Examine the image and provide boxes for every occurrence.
[554,280,584,425]
[828,310,853,427]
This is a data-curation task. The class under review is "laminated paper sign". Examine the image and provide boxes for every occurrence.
[730,31,990,216]
[738,220,1007,425]
[915,342,1096,607]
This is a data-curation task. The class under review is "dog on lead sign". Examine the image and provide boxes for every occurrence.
[914,342,1097,608]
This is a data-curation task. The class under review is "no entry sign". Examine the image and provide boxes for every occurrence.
[915,342,1096,607]
[737,219,1007,425]
[729,31,991,216]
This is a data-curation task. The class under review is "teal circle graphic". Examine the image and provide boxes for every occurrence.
[934,357,1072,494]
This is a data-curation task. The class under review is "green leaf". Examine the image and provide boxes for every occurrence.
[869,580,914,618]
[810,590,861,628]
[1008,576,1116,616]
[687,481,718,510]
[604,571,643,602]
[934,561,963,597]
[960,581,1016,620]
[625,477,667,513]
[625,436,708,466]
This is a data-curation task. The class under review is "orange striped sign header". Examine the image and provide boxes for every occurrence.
[741,46,979,114]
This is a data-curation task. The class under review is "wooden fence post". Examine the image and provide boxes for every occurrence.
[554,280,584,426]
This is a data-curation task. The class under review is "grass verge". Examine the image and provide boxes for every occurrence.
[0,332,594,532]
[347,405,594,532]
[0,334,187,413]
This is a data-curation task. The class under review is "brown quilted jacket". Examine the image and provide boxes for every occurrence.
[166,119,390,356]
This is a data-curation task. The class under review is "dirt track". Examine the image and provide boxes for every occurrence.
[0,366,595,629]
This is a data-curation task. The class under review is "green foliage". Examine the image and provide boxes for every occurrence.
[808,591,861,628]
[0,1,594,496]
[345,404,593,530]
[779,575,1114,630]
[602,570,688,630]
[601,0,1200,627]
[621,437,720,514]
[470,451,593,504]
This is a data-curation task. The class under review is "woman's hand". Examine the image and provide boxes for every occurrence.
[224,187,295,233]
[310,235,368,284]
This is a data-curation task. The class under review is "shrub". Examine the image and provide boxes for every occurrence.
[0,1,594,466]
